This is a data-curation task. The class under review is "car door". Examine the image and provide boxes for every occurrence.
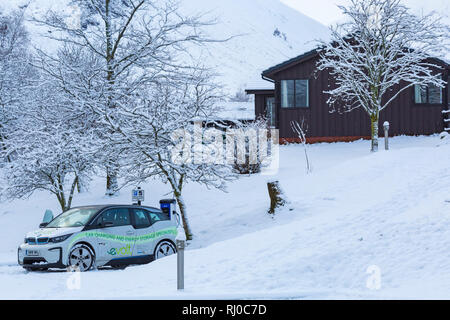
[92,208,136,263]
[130,208,154,257]
[147,209,173,241]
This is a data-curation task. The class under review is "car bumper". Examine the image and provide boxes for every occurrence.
[18,244,66,269]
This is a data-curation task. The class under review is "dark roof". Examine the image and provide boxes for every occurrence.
[261,44,449,79]
[261,48,320,79]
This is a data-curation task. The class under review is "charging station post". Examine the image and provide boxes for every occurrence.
[132,187,145,206]
[160,199,186,291]
[176,227,186,290]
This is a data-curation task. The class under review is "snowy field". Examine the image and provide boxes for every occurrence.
[0,135,449,299]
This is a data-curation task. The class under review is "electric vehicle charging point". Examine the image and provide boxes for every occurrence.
[132,187,145,206]
[159,199,177,222]
[160,199,186,290]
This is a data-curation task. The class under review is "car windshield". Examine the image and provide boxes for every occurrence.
[46,208,99,228]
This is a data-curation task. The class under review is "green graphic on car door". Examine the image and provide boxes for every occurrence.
[94,208,136,261]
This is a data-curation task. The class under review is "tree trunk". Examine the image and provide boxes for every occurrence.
[267,180,287,214]
[370,114,379,152]
[104,1,120,197]
[56,191,67,212]
[105,164,119,196]
[173,192,193,241]
[0,134,11,163]
[67,175,78,210]
[76,176,81,193]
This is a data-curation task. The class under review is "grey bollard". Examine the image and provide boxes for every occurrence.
[176,226,186,291]
[383,121,390,150]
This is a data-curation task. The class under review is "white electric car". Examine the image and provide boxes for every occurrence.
[18,200,179,271]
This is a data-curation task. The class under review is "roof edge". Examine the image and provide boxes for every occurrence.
[261,48,320,78]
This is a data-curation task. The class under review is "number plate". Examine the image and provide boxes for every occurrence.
[26,250,39,256]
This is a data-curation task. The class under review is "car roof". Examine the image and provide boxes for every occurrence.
[69,204,162,212]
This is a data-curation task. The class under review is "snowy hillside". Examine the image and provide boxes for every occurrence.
[1,135,449,299]
[1,0,330,95]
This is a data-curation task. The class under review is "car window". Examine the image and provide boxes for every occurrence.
[148,210,170,225]
[98,208,131,227]
[133,209,151,228]
[46,208,99,228]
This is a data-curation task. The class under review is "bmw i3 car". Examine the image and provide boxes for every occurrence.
[18,202,179,271]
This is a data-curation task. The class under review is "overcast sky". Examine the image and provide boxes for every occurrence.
[280,0,450,26]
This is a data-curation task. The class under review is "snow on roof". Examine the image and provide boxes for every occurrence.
[214,101,255,121]
[245,79,274,91]
[193,101,255,122]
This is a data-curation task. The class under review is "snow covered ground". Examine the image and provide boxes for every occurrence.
[0,135,449,299]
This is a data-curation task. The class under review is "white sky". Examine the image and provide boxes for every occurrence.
[280,0,450,26]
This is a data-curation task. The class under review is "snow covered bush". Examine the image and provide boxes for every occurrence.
[0,79,97,212]
[231,118,272,175]
[0,9,33,164]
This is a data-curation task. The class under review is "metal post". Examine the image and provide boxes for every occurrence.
[176,239,185,290]
[383,121,390,150]
[137,187,142,206]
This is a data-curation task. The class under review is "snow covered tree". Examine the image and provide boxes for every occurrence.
[101,69,236,240]
[0,76,97,212]
[317,0,449,152]
[33,0,217,195]
[0,10,33,163]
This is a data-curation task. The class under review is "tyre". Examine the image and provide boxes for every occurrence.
[154,240,176,260]
[68,244,95,272]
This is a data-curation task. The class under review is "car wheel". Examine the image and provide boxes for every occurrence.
[68,244,95,272]
[154,240,176,260]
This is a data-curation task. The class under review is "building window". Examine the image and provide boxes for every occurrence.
[281,80,309,108]
[265,97,276,127]
[414,84,442,104]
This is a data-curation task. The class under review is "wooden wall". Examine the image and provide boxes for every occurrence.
[266,56,448,140]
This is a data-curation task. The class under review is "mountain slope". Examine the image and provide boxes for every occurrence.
[2,0,330,94]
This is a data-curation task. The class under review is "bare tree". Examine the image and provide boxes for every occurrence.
[290,118,312,173]
[317,0,449,152]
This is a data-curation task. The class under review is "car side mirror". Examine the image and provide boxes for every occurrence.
[39,222,49,228]
[42,209,54,227]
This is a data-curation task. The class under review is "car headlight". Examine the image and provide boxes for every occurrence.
[49,234,73,243]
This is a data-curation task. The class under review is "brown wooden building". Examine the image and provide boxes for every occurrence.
[246,49,450,143]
